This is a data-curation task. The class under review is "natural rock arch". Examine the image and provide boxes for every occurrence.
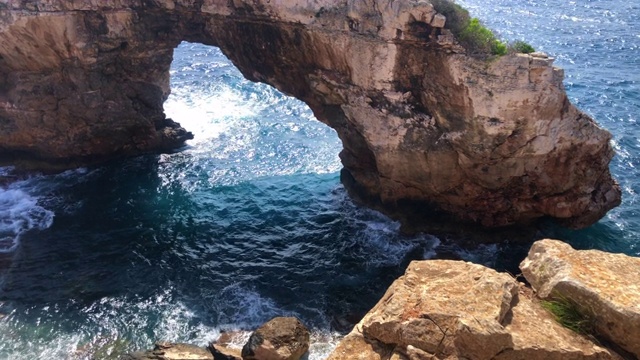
[0,0,620,227]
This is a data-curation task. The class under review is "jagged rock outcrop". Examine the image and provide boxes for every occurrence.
[326,259,620,360]
[0,0,620,227]
[521,239,640,358]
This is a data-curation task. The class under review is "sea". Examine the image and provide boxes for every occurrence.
[0,0,638,358]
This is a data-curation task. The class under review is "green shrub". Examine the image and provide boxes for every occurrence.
[459,18,507,56]
[492,39,508,56]
[430,0,509,57]
[509,40,536,54]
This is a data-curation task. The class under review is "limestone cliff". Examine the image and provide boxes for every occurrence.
[0,0,620,227]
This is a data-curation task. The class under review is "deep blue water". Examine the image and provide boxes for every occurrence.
[0,1,638,358]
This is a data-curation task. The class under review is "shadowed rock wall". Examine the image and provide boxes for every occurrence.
[0,0,621,227]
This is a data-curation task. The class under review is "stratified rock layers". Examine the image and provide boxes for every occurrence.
[0,0,620,227]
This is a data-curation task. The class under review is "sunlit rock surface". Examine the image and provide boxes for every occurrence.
[327,259,620,360]
[0,0,620,227]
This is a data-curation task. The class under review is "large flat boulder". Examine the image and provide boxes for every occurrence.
[327,259,618,360]
[358,260,518,359]
[521,239,640,358]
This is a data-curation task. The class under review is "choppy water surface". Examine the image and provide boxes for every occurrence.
[1,1,639,358]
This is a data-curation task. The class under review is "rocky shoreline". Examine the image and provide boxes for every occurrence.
[126,239,640,360]
[0,0,630,357]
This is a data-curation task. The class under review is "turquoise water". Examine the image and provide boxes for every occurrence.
[0,1,639,358]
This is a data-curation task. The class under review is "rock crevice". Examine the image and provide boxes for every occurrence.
[0,0,621,227]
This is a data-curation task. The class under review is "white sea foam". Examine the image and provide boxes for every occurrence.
[164,86,257,145]
[0,188,54,253]
[0,288,220,360]
[214,283,299,329]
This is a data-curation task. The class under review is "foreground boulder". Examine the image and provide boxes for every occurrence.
[0,0,620,227]
[241,317,310,360]
[521,239,640,358]
[327,259,619,360]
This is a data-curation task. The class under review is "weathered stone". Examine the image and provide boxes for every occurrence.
[124,342,214,360]
[328,259,620,360]
[0,0,620,228]
[241,317,310,360]
[521,239,640,358]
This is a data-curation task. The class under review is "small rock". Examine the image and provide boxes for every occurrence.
[430,13,446,28]
[241,317,310,360]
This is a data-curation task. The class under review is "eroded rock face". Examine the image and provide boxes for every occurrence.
[327,260,620,360]
[521,239,640,358]
[0,0,620,227]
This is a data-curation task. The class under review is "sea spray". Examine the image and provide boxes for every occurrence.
[0,187,54,253]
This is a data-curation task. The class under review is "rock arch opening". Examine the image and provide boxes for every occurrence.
[163,41,342,180]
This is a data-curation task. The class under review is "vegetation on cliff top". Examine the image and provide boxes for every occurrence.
[430,0,535,57]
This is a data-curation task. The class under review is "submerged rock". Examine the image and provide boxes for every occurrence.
[521,239,640,358]
[0,0,620,227]
[241,317,310,360]
[327,259,620,359]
